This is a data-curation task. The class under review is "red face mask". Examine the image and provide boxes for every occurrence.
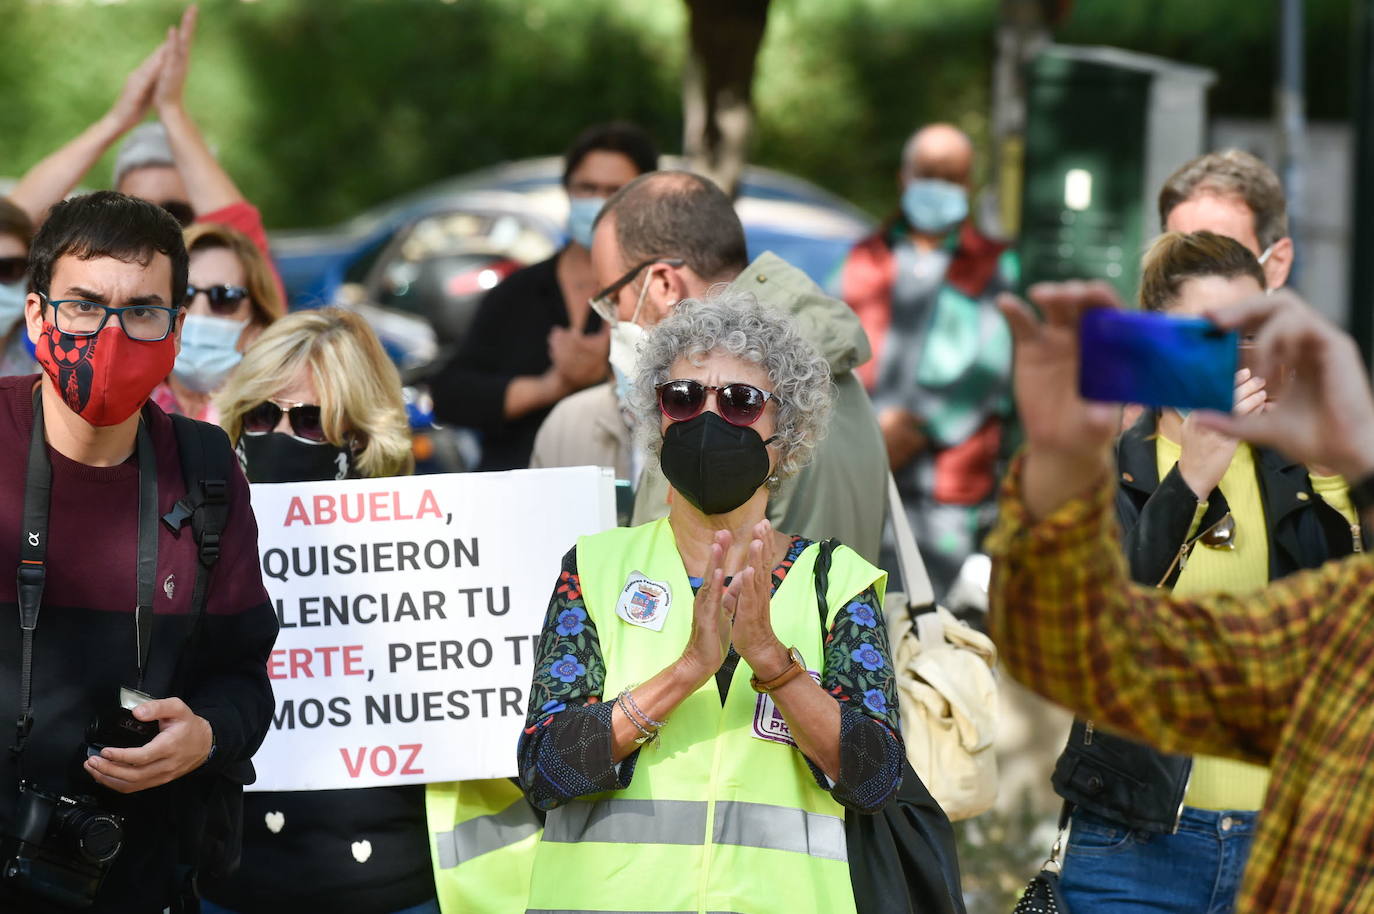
[35,321,176,427]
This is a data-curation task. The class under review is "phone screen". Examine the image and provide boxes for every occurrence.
[1078,308,1238,412]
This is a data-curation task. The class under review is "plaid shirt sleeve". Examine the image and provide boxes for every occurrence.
[986,454,1342,765]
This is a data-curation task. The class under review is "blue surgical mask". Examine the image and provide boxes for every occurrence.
[901,179,969,235]
[0,280,26,333]
[567,197,605,249]
[173,313,248,393]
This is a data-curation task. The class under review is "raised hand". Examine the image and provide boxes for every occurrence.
[106,41,169,135]
[1178,368,1266,500]
[997,282,1123,519]
[679,531,734,686]
[154,5,199,114]
[1198,290,1374,483]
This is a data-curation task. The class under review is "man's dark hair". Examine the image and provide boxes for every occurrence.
[1158,149,1288,250]
[598,171,748,283]
[562,122,660,186]
[29,190,189,308]
[0,197,34,248]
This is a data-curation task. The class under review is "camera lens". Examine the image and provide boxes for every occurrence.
[55,808,122,865]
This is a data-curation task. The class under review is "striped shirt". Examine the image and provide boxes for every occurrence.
[986,460,1374,913]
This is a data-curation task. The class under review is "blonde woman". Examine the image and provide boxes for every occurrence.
[155,223,286,421]
[204,307,429,912]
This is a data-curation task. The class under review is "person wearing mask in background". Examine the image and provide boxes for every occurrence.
[1160,149,1293,291]
[1049,232,1364,914]
[7,6,287,305]
[0,198,35,376]
[520,292,901,914]
[152,223,284,421]
[532,170,888,563]
[202,308,431,914]
[429,122,658,471]
[836,123,1015,598]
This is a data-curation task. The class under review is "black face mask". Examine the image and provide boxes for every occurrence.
[659,411,775,516]
[237,433,353,484]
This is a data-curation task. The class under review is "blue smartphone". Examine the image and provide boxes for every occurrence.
[1078,309,1238,412]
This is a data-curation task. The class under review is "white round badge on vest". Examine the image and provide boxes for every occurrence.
[615,571,673,632]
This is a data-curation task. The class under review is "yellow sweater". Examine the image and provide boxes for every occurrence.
[1156,437,1272,811]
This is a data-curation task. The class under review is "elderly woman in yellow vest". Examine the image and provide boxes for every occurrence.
[517,290,904,914]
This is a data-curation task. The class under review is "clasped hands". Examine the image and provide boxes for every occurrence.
[679,521,791,689]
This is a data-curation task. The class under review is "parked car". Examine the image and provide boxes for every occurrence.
[270,157,874,370]
[270,158,874,473]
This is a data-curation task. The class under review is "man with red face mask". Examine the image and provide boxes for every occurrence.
[0,191,278,913]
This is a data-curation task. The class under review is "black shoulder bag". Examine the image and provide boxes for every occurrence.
[812,539,968,914]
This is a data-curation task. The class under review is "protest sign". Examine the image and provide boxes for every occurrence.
[246,466,616,791]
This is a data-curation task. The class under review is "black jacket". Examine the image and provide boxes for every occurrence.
[1051,412,1365,832]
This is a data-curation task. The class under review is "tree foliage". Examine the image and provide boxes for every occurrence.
[0,0,1354,229]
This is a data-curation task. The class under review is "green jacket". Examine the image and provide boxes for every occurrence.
[632,251,888,563]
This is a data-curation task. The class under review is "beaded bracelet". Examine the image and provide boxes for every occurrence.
[622,688,666,730]
[615,690,658,746]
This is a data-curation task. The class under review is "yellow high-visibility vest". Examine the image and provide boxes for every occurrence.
[428,778,542,913]
[526,518,885,914]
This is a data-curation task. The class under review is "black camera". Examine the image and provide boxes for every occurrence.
[2,781,124,909]
[85,686,160,758]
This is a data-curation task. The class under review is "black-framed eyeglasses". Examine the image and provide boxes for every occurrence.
[242,399,327,443]
[0,257,27,285]
[657,379,777,428]
[45,296,178,342]
[185,284,250,315]
[588,257,685,324]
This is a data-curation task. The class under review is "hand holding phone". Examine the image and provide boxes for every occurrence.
[1078,308,1238,412]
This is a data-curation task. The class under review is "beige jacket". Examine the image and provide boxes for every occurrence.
[529,251,888,564]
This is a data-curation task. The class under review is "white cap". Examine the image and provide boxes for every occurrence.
[113,123,176,189]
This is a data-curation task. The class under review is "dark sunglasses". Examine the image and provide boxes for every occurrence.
[656,379,777,428]
[1199,512,1237,550]
[159,200,195,228]
[0,257,26,285]
[243,400,327,443]
[185,284,250,314]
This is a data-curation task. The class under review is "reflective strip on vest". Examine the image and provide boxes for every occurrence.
[543,798,707,846]
[543,798,845,862]
[712,800,847,862]
[435,796,542,868]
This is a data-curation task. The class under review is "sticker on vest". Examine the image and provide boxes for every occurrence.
[615,571,672,632]
[752,665,820,747]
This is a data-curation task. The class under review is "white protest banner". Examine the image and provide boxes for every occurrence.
[246,467,616,791]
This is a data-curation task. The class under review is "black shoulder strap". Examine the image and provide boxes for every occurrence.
[813,538,837,632]
[164,415,235,685]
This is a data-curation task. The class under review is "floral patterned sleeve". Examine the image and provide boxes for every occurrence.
[517,546,639,811]
[818,584,905,813]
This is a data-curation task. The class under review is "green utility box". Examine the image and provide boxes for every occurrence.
[1019,46,1215,302]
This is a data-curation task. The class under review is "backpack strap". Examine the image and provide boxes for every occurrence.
[163,414,235,688]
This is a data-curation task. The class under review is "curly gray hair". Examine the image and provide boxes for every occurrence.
[630,288,834,479]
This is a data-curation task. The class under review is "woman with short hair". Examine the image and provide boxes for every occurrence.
[518,290,903,914]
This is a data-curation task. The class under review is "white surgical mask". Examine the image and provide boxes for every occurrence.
[608,279,651,391]
[172,313,248,393]
[0,281,26,332]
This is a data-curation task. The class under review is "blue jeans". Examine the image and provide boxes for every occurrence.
[201,900,439,914]
[1058,806,1257,914]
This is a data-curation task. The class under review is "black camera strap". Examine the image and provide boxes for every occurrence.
[13,390,158,757]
